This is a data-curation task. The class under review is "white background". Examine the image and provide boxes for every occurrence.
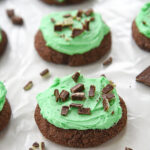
[0,0,150,149]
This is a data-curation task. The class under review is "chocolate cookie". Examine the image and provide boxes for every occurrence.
[0,99,11,132]
[0,30,8,56]
[41,0,84,5]
[35,97,127,148]
[35,31,111,66]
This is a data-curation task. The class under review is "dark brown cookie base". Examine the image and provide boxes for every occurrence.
[41,0,84,5]
[132,20,150,52]
[0,99,11,132]
[34,31,111,66]
[34,97,127,148]
[0,30,8,56]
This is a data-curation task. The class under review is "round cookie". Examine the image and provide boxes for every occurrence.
[0,82,11,132]
[34,73,127,148]
[0,29,8,56]
[132,3,150,52]
[35,10,111,66]
[41,0,85,5]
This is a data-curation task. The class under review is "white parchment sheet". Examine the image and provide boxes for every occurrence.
[0,0,150,149]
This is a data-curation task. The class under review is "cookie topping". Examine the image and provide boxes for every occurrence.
[83,20,90,31]
[40,69,50,78]
[102,84,113,94]
[77,10,83,17]
[71,92,86,101]
[78,107,91,115]
[32,142,39,148]
[85,9,93,16]
[61,106,69,116]
[72,72,80,82]
[6,9,15,18]
[89,85,96,97]
[54,89,60,102]
[54,24,63,31]
[24,81,33,91]
[12,16,23,25]
[70,103,83,108]
[71,28,84,38]
[103,98,109,111]
[103,57,113,66]
[60,90,69,102]
[71,83,84,93]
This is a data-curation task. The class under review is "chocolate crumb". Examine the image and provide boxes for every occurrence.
[103,57,112,66]
[85,9,93,16]
[102,84,113,94]
[125,147,133,150]
[12,16,23,25]
[51,18,55,23]
[60,90,69,102]
[72,72,80,82]
[40,142,45,150]
[6,9,15,18]
[103,98,109,111]
[54,89,60,102]
[83,20,90,31]
[142,21,146,25]
[29,148,33,150]
[63,14,71,18]
[61,106,69,116]
[136,66,150,87]
[71,28,84,38]
[24,81,33,91]
[111,111,114,115]
[77,10,83,17]
[71,92,86,101]
[70,103,83,108]
[89,85,96,97]
[40,69,50,78]
[78,107,91,115]
[71,83,84,93]
[54,24,62,31]
[90,17,95,21]
[106,93,115,101]
[32,142,39,148]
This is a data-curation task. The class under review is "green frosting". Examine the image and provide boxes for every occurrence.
[37,74,122,130]
[136,3,150,38]
[0,82,6,112]
[40,10,110,55]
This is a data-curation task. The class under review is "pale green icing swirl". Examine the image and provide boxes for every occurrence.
[40,10,110,55]
[136,3,150,38]
[0,82,6,112]
[37,74,122,130]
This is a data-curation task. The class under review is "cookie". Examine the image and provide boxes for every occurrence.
[34,73,127,148]
[0,82,11,132]
[34,10,111,66]
[0,29,8,56]
[41,0,84,5]
[132,3,150,52]
[136,66,150,87]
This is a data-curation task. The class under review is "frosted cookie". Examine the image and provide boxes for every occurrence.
[35,9,111,66]
[0,29,7,56]
[132,3,150,51]
[34,72,127,147]
[0,82,11,132]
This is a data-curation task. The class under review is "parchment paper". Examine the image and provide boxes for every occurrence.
[0,0,150,149]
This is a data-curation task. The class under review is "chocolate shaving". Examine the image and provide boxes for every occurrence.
[40,69,50,78]
[136,66,150,87]
[142,21,146,25]
[83,20,90,31]
[72,72,80,82]
[63,14,71,18]
[70,103,83,108]
[103,57,113,66]
[85,9,93,16]
[51,18,55,23]
[106,93,115,101]
[90,17,95,21]
[71,92,86,101]
[32,142,39,148]
[71,28,84,38]
[77,10,83,17]
[78,107,91,115]
[102,84,113,94]
[54,89,60,102]
[125,147,133,150]
[60,90,69,102]
[24,81,33,91]
[12,16,23,25]
[71,83,84,93]
[89,85,96,97]
[103,98,109,111]
[61,106,69,116]
[54,24,62,31]
[6,9,15,18]
[40,142,45,150]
